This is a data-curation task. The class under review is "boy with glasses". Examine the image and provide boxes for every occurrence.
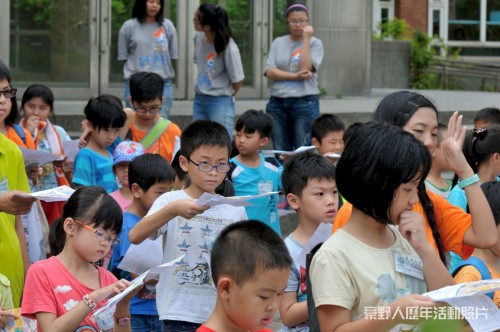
[129,120,247,332]
[127,71,181,162]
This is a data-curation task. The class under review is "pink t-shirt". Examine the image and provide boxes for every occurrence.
[110,190,133,212]
[21,256,117,332]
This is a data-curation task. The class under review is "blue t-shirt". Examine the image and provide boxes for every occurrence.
[72,138,121,193]
[229,154,282,235]
[110,211,158,316]
[447,184,469,272]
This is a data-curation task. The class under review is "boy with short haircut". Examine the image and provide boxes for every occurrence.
[128,120,248,332]
[127,71,181,163]
[474,107,500,128]
[110,140,147,211]
[228,110,282,235]
[110,153,176,331]
[425,123,453,198]
[279,152,338,332]
[198,220,292,332]
[73,94,133,193]
[311,113,345,157]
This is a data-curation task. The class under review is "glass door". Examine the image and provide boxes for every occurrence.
[9,0,99,99]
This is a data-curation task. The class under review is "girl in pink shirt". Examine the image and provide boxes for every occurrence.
[22,186,135,332]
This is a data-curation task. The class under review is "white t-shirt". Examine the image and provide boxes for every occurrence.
[310,225,427,332]
[147,189,247,323]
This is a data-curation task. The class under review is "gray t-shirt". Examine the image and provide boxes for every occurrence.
[265,35,324,98]
[193,32,245,96]
[118,18,178,79]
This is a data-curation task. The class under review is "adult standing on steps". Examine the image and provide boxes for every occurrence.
[264,3,324,151]
[192,3,245,140]
[118,0,178,120]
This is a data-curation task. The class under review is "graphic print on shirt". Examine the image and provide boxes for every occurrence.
[198,52,216,89]
[277,48,302,94]
[139,27,168,71]
[173,215,225,288]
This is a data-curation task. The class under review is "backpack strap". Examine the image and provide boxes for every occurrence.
[12,124,26,145]
[451,257,493,299]
[141,118,171,150]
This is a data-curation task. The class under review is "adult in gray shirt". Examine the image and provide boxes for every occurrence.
[264,3,324,151]
[118,0,178,120]
[192,4,245,140]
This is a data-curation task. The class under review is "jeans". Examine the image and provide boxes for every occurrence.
[265,95,320,151]
[193,94,235,140]
[131,314,162,332]
[162,320,200,332]
[125,79,173,119]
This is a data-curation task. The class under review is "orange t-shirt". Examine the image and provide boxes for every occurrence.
[6,125,35,149]
[129,116,181,163]
[332,190,474,259]
[454,260,500,308]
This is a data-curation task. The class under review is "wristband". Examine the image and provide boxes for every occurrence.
[114,315,131,326]
[82,294,97,311]
[457,174,480,189]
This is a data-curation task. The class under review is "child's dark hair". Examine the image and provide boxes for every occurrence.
[21,84,55,113]
[285,3,308,18]
[129,72,164,104]
[132,0,164,25]
[474,107,500,126]
[180,120,231,159]
[343,122,363,146]
[282,151,336,197]
[51,186,123,251]
[311,114,345,142]
[198,4,232,54]
[128,153,175,191]
[373,91,438,127]
[211,220,292,285]
[84,94,126,130]
[463,125,500,174]
[373,91,446,264]
[0,60,19,126]
[235,109,273,138]
[337,122,431,222]
[171,150,188,182]
[481,181,500,225]
[49,218,65,256]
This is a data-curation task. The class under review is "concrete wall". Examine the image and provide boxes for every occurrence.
[310,0,372,96]
[371,40,411,88]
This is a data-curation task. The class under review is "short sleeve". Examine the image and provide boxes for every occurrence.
[117,21,130,61]
[285,262,301,293]
[454,265,482,284]
[310,249,355,309]
[310,38,324,72]
[21,264,58,318]
[264,39,279,74]
[72,150,94,187]
[224,41,245,83]
[164,19,178,59]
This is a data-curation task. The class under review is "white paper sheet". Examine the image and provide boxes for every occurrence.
[195,191,279,207]
[62,140,80,162]
[30,185,75,202]
[323,152,341,159]
[117,238,163,275]
[93,255,185,317]
[20,146,63,165]
[295,222,332,268]
[260,145,315,156]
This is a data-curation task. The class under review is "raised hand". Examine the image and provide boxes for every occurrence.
[442,112,472,179]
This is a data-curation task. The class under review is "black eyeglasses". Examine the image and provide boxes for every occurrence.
[187,157,230,173]
[0,88,17,99]
[134,105,161,115]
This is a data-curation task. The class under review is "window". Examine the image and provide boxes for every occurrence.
[448,0,480,41]
[372,0,394,34]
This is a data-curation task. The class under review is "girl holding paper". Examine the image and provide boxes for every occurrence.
[22,186,136,332]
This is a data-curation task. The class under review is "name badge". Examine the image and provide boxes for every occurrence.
[394,249,424,280]
[0,177,8,194]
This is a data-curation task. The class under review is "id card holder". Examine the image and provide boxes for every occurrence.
[0,177,8,194]
[394,248,424,280]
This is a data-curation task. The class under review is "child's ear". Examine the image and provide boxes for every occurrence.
[287,193,300,210]
[131,183,142,198]
[179,155,189,172]
[311,137,320,149]
[217,276,233,299]
[259,136,270,148]
[63,218,77,236]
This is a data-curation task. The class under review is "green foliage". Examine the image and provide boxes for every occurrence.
[373,18,411,41]
[13,0,52,28]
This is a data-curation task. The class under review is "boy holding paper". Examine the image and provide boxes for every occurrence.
[129,120,247,332]
[110,153,175,331]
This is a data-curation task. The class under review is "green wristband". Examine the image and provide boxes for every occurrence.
[457,174,480,189]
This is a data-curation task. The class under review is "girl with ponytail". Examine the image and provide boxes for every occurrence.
[333,91,497,268]
[192,4,244,140]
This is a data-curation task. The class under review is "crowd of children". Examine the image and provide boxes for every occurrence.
[1,4,500,331]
